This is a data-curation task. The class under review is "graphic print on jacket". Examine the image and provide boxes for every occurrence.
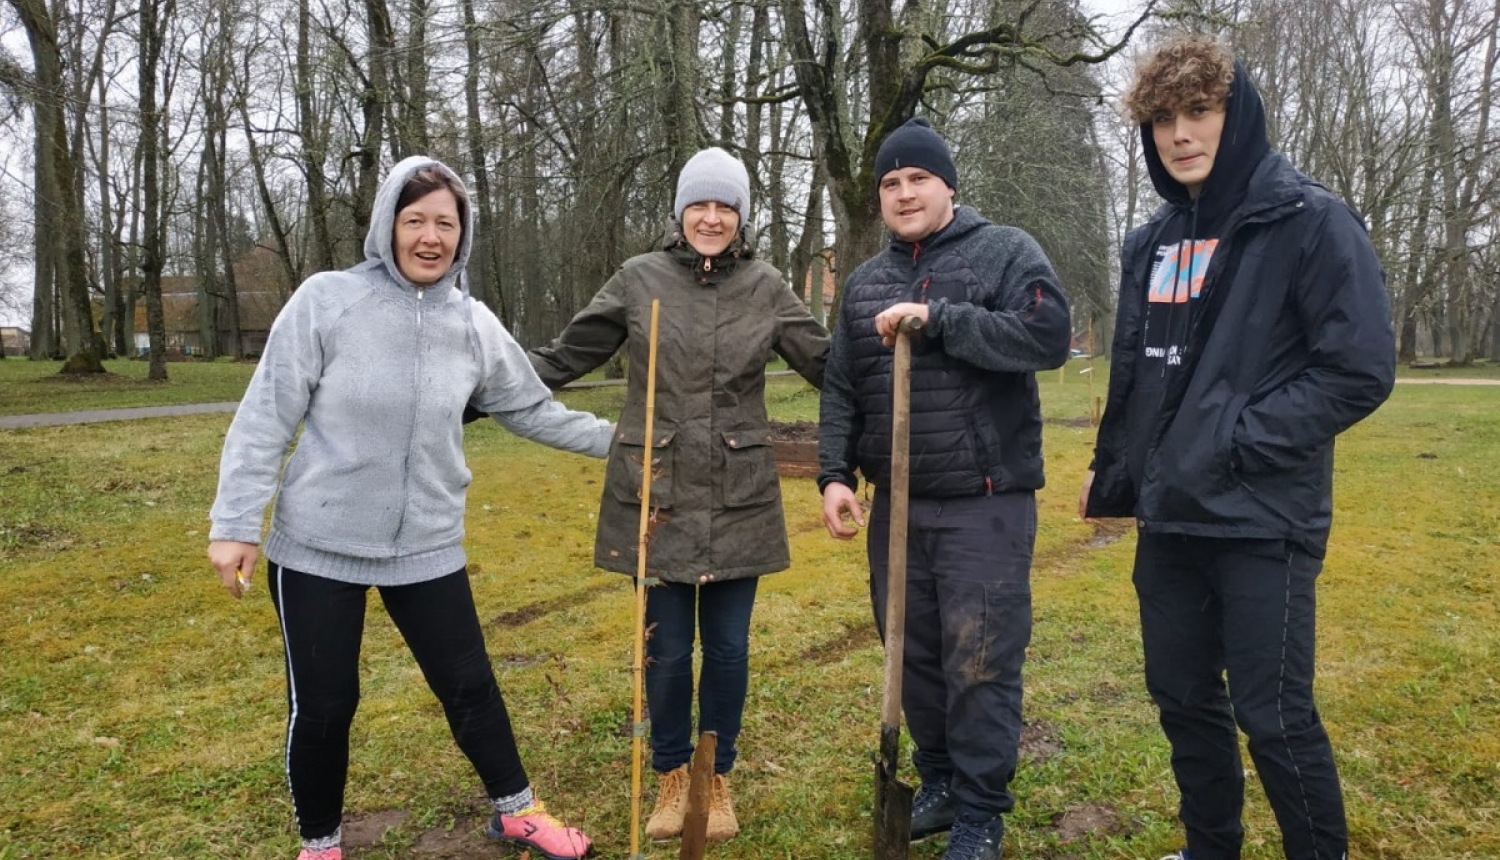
[1124,233,1221,489]
[1144,238,1218,367]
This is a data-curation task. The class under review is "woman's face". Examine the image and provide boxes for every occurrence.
[393,188,461,286]
[681,201,740,258]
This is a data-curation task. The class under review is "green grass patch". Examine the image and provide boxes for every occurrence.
[0,359,258,416]
[1,369,1495,858]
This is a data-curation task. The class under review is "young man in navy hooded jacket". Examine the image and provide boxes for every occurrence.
[820,117,1071,860]
[1080,34,1395,860]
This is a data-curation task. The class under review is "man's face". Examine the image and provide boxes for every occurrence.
[878,167,955,242]
[1151,96,1226,197]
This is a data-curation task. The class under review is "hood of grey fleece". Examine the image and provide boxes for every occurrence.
[364,155,476,295]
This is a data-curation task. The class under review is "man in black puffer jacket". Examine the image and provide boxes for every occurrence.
[1081,34,1395,860]
[818,117,1071,860]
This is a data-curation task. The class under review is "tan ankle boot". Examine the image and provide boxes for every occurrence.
[645,764,690,841]
[705,772,739,841]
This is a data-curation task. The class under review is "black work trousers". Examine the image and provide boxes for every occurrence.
[868,490,1035,821]
[1134,533,1347,860]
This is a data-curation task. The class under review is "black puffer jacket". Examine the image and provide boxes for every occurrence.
[818,206,1071,498]
[1085,65,1395,556]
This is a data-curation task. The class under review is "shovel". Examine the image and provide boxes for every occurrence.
[873,316,923,860]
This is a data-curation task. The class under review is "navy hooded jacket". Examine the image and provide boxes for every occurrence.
[1084,62,1396,557]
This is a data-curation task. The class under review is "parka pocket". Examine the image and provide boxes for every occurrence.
[719,428,778,508]
[608,426,676,510]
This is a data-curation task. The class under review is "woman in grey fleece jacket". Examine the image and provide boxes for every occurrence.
[207,157,609,860]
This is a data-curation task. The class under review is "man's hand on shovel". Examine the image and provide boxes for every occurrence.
[875,302,930,348]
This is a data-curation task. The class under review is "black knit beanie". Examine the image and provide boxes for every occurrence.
[874,117,958,191]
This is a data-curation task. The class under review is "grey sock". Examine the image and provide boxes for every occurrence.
[492,785,536,816]
[302,827,341,851]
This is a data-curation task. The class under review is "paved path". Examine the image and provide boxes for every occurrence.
[0,401,241,429]
[1393,377,1500,385]
[3,373,1486,430]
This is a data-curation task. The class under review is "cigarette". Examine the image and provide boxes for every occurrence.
[236,570,250,590]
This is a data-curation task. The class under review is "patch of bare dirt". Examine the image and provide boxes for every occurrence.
[410,813,494,857]
[341,807,526,859]
[1085,519,1131,549]
[1019,720,1064,764]
[796,620,879,666]
[768,419,819,442]
[1052,802,1130,841]
[342,809,410,848]
[490,580,618,627]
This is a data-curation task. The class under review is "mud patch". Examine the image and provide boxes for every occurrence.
[491,580,618,627]
[410,813,491,856]
[1044,415,1096,428]
[768,420,819,442]
[0,523,74,553]
[1052,802,1130,841]
[1018,720,1063,764]
[762,619,878,669]
[342,809,410,848]
[1085,519,1131,549]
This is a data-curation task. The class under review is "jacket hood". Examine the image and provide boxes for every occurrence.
[364,156,475,294]
[1143,59,1271,217]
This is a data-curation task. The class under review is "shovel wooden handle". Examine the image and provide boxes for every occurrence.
[881,316,922,728]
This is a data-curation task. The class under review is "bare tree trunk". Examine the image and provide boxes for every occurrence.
[28,100,55,360]
[664,0,703,175]
[403,0,431,155]
[139,0,172,381]
[8,0,103,372]
[462,0,502,316]
[297,0,336,272]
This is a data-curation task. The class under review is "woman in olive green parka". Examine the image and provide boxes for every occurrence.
[528,148,828,843]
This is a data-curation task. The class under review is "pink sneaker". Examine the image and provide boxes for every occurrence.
[487,801,593,859]
[295,849,341,860]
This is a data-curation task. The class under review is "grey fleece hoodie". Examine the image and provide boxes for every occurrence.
[209,156,613,585]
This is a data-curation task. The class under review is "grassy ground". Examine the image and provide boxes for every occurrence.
[0,363,1495,859]
[0,358,257,416]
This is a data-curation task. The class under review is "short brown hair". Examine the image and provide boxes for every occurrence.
[1123,33,1235,124]
[397,166,469,227]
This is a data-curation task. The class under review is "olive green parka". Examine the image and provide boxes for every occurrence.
[529,226,829,582]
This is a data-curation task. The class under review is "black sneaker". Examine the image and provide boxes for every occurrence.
[910,780,956,840]
[941,814,1003,860]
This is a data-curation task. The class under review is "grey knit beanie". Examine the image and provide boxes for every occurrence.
[674,147,752,225]
[875,117,958,191]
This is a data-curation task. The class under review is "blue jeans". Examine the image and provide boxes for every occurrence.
[645,577,759,774]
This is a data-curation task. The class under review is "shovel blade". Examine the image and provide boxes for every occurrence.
[872,725,913,860]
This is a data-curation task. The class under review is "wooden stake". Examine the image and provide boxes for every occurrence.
[629,298,661,860]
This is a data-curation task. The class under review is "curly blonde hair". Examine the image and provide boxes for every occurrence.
[1123,33,1235,124]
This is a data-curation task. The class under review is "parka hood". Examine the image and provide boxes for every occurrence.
[364,155,476,294]
[1143,59,1271,219]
